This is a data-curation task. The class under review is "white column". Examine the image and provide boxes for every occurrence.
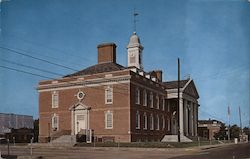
[194,103,198,136]
[184,99,188,136]
[190,102,194,136]
[179,98,184,137]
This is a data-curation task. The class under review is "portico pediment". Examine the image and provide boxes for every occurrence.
[183,80,199,99]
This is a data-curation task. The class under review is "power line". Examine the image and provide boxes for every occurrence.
[0,65,52,79]
[0,64,129,96]
[0,46,79,72]
[0,45,131,91]
[0,58,64,77]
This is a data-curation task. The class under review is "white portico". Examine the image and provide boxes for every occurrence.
[165,78,199,139]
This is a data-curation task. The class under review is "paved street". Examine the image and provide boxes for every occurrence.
[0,143,249,159]
[170,143,250,159]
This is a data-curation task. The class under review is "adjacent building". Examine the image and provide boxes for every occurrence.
[198,119,223,140]
[38,32,199,143]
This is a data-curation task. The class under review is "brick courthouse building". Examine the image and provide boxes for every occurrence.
[38,32,199,143]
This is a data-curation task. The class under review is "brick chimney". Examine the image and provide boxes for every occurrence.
[97,43,116,64]
[155,70,163,82]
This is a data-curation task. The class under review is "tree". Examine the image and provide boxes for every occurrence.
[33,119,39,142]
[214,123,227,140]
[230,124,240,139]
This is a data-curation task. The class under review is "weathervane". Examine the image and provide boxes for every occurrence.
[133,8,139,32]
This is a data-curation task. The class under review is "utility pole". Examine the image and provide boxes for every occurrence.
[228,106,231,142]
[177,58,180,142]
[239,106,242,132]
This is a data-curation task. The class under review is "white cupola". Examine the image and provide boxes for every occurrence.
[127,32,144,70]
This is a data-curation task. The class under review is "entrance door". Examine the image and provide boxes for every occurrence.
[75,114,86,134]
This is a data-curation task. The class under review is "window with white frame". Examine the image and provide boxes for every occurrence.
[105,111,113,129]
[156,114,159,130]
[143,90,147,106]
[156,95,159,109]
[162,97,165,111]
[143,112,147,130]
[149,92,153,108]
[162,115,165,130]
[150,114,154,130]
[52,91,59,108]
[105,86,113,104]
[136,111,140,129]
[52,113,59,131]
[167,101,170,112]
[167,117,171,131]
[135,88,140,104]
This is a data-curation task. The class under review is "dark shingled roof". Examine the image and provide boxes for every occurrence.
[163,79,189,89]
[65,62,125,77]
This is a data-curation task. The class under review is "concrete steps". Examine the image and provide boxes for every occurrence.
[51,135,76,146]
[161,135,193,142]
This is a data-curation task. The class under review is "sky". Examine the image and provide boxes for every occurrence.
[0,0,249,127]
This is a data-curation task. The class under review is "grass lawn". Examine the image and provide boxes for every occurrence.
[75,140,221,148]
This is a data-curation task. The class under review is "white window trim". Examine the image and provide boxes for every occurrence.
[156,95,159,109]
[167,101,170,112]
[52,113,59,131]
[52,91,59,108]
[162,98,165,111]
[156,115,160,130]
[162,115,165,130]
[150,114,154,130]
[105,111,113,129]
[136,111,140,129]
[150,92,154,108]
[105,87,113,104]
[135,88,140,105]
[143,90,147,106]
[143,112,147,130]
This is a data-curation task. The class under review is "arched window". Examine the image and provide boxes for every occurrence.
[156,114,160,130]
[156,95,159,109]
[136,111,140,129]
[162,97,165,111]
[52,113,59,131]
[143,112,147,130]
[143,90,147,106]
[149,92,153,108]
[150,114,154,130]
[162,115,165,130]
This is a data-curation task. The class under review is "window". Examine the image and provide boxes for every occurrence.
[143,112,147,130]
[135,88,140,104]
[167,101,170,112]
[143,90,147,106]
[149,92,153,108]
[162,97,165,111]
[156,95,159,109]
[136,111,140,129]
[105,111,113,129]
[167,117,171,131]
[52,91,59,108]
[52,114,59,131]
[156,115,159,130]
[150,114,154,130]
[162,115,165,130]
[105,87,113,104]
